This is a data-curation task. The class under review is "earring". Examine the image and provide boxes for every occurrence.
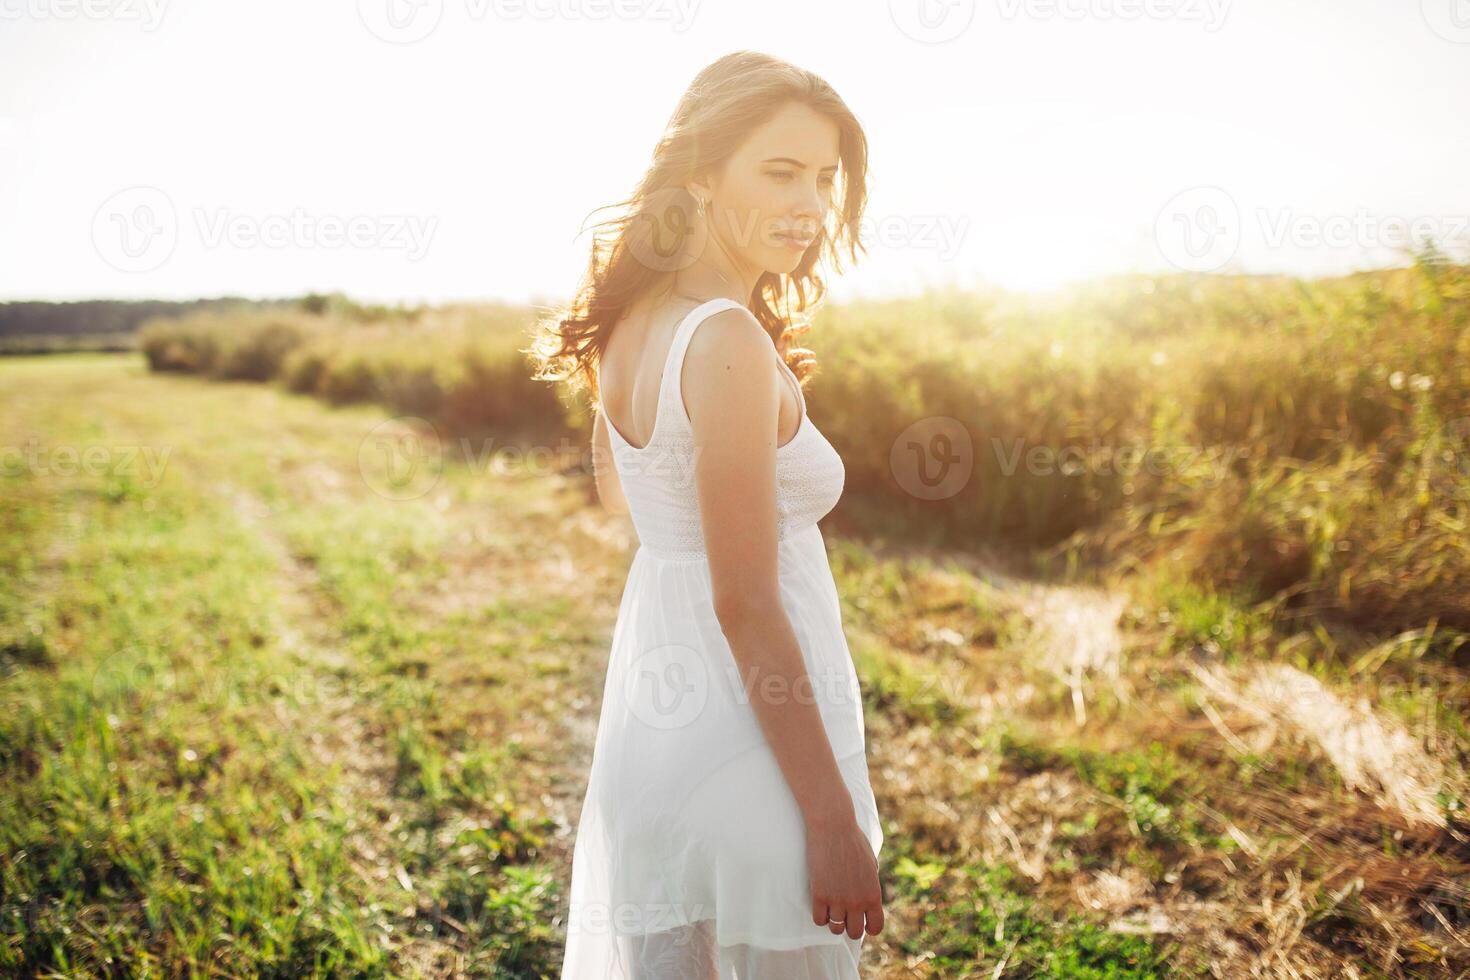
[694,195,707,220]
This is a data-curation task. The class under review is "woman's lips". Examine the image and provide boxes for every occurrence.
[777,232,814,249]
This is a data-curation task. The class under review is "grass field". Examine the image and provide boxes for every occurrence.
[3,351,1468,978]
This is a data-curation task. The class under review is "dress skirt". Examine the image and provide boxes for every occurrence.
[560,523,883,979]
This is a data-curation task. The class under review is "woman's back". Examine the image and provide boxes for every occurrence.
[599,293,805,457]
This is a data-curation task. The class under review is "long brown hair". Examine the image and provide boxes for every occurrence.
[525,50,870,405]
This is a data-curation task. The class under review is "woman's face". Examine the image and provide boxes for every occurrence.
[700,101,841,275]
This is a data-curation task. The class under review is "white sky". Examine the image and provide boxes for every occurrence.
[2,0,1468,304]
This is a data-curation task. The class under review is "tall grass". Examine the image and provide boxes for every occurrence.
[140,302,566,441]
[138,265,1470,637]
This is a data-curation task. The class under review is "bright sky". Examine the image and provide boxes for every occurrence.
[2,0,1468,304]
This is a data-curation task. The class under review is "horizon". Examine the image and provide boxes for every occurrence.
[3,257,1453,313]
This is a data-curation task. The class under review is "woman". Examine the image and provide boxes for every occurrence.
[529,50,884,979]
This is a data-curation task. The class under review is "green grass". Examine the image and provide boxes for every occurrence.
[997,734,1234,851]
[5,347,1468,978]
[0,356,569,976]
[0,387,391,975]
[903,864,1183,978]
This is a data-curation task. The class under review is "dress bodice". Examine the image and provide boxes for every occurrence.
[598,298,845,561]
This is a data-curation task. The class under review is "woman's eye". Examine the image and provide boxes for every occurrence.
[770,171,836,189]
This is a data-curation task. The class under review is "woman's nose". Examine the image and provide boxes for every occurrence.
[794,183,824,224]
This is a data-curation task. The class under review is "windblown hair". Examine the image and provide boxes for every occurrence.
[525,50,870,405]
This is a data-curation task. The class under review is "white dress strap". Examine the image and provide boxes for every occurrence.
[653,297,749,434]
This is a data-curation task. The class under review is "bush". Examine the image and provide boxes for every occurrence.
[138,266,1470,635]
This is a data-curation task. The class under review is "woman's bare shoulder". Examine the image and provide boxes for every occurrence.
[681,306,777,440]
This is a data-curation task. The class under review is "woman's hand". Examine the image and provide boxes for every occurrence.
[805,812,884,940]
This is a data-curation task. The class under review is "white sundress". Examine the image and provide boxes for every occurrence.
[560,297,884,979]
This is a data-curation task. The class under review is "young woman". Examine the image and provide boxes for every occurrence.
[530,50,884,979]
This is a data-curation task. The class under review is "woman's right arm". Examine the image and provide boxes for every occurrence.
[591,406,630,516]
[681,308,884,940]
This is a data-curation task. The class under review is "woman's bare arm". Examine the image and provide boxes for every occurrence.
[591,406,630,516]
[681,310,844,813]
[681,307,883,938]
